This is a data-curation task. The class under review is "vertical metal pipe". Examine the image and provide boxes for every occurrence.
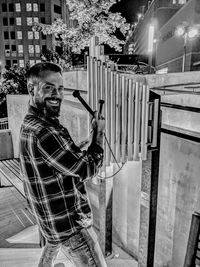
[133,82,140,161]
[142,85,150,160]
[87,56,91,105]
[90,57,94,110]
[93,58,98,111]
[151,99,159,148]
[115,74,121,162]
[110,71,116,163]
[121,75,127,163]
[141,85,147,160]
[104,66,111,165]
[128,79,134,161]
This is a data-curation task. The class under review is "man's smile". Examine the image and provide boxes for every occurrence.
[46,98,61,107]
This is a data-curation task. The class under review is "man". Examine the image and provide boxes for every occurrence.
[19,62,107,267]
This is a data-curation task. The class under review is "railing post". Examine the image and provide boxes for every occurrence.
[138,91,161,267]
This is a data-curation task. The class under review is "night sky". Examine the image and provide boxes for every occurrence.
[111,0,148,23]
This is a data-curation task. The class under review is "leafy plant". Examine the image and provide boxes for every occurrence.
[0,65,29,118]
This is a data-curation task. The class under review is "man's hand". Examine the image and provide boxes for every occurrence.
[90,111,105,149]
[91,111,105,133]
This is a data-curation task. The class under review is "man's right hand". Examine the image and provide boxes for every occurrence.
[91,111,105,133]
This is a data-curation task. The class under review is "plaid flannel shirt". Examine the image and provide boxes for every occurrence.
[19,105,103,244]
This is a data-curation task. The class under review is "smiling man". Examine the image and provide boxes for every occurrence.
[19,62,107,267]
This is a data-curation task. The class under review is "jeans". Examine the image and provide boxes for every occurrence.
[38,227,107,267]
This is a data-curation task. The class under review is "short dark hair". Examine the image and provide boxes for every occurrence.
[26,62,62,80]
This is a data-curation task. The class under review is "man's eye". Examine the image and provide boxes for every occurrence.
[45,86,55,91]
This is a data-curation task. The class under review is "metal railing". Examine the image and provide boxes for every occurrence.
[0,117,8,130]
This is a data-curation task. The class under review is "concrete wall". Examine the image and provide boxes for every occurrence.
[155,132,200,267]
[112,161,141,259]
[6,95,89,158]
[63,70,87,91]
[154,93,200,267]
[0,129,13,160]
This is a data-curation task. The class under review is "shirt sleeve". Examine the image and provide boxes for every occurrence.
[36,127,103,181]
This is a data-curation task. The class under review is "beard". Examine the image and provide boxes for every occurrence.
[35,97,62,118]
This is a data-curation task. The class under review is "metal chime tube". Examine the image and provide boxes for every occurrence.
[127,79,134,161]
[151,99,159,148]
[142,85,150,160]
[121,76,127,163]
[90,57,94,110]
[87,56,91,105]
[141,84,147,160]
[115,74,121,162]
[93,58,98,111]
[133,82,140,161]
[110,71,116,163]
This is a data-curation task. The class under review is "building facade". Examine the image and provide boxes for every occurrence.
[124,0,190,73]
[0,0,68,70]
[156,0,200,73]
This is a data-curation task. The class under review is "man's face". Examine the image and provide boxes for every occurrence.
[33,71,64,118]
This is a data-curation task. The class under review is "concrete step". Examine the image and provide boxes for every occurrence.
[0,248,70,267]
[0,246,138,267]
[6,225,39,244]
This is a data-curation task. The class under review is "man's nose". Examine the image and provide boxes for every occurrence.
[52,88,62,98]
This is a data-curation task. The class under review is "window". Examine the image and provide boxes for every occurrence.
[27,17,33,26]
[40,3,45,12]
[41,33,46,40]
[2,3,7,12]
[4,31,9,39]
[36,59,41,64]
[15,3,21,12]
[9,3,14,12]
[28,31,33,39]
[34,32,39,39]
[17,31,22,39]
[54,5,61,14]
[12,45,16,51]
[29,45,34,54]
[33,3,38,11]
[40,17,45,24]
[13,60,18,65]
[16,17,22,25]
[26,3,32,11]
[12,46,17,56]
[35,45,40,53]
[29,60,35,66]
[33,17,39,23]
[10,31,15,39]
[9,17,14,25]
[19,59,24,67]
[5,45,10,56]
[6,60,11,67]
[42,45,47,52]
[18,45,23,53]
[3,17,8,26]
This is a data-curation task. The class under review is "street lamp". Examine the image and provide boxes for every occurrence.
[175,24,199,72]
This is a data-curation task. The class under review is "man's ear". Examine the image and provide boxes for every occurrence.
[27,84,34,96]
